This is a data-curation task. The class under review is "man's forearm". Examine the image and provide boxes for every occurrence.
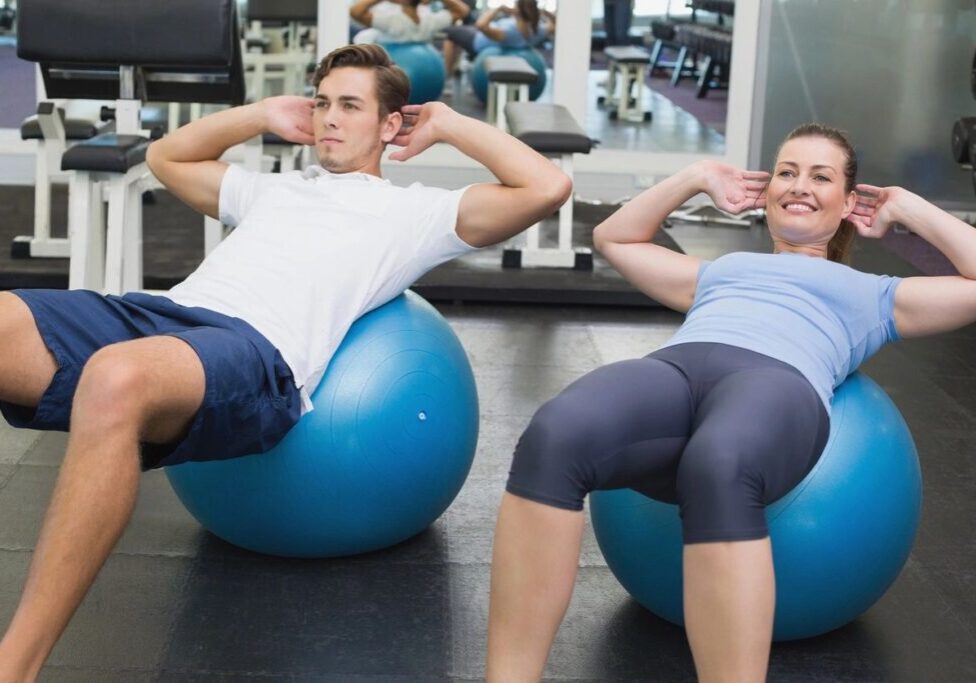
[147,102,268,166]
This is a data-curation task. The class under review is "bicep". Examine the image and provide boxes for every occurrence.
[598,241,701,312]
[455,182,559,248]
[894,276,976,338]
[147,156,228,220]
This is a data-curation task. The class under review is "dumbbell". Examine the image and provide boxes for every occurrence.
[951,117,976,163]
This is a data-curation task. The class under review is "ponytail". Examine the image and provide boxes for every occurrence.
[827,218,856,264]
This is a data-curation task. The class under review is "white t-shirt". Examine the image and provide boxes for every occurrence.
[371,8,453,42]
[167,164,474,412]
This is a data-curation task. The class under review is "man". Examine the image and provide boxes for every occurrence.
[0,43,569,681]
[603,0,634,47]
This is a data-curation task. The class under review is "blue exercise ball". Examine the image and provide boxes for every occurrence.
[590,372,921,641]
[166,291,479,558]
[382,42,446,104]
[470,46,548,104]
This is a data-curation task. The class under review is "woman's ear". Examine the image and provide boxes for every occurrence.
[842,189,857,219]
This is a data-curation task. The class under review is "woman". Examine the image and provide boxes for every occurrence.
[486,123,976,682]
[442,0,554,78]
[350,0,470,45]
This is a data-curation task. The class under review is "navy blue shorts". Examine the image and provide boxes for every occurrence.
[1,289,302,470]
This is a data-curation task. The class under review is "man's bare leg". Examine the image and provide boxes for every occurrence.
[0,293,57,406]
[0,336,205,683]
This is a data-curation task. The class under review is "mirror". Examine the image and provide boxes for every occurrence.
[586,0,730,156]
[347,0,558,125]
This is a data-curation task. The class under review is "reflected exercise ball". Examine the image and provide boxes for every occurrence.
[383,41,446,104]
[470,46,547,103]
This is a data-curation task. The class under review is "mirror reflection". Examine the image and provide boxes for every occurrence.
[349,0,558,124]
[588,0,730,154]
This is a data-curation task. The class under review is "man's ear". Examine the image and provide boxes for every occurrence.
[381,111,403,144]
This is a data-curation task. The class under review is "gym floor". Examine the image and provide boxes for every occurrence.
[1,229,976,681]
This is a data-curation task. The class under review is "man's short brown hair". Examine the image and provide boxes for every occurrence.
[311,44,410,119]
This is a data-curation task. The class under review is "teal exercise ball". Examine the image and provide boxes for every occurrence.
[470,46,547,104]
[590,372,921,641]
[166,291,479,558]
[382,42,446,104]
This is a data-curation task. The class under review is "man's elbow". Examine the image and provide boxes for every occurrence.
[592,225,608,255]
[145,140,161,177]
[545,172,572,213]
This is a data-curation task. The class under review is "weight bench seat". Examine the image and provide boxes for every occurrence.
[603,45,651,64]
[505,102,593,155]
[485,55,539,84]
[61,134,150,173]
[21,113,100,141]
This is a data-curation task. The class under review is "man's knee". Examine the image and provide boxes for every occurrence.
[73,346,154,430]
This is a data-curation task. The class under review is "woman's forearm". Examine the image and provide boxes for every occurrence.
[476,6,502,30]
[894,190,976,279]
[349,0,382,25]
[593,162,706,247]
[442,0,471,21]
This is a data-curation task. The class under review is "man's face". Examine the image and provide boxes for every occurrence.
[313,67,399,174]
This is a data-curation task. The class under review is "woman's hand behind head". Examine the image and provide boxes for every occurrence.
[849,184,904,239]
[697,160,769,215]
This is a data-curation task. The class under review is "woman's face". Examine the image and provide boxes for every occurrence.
[765,136,857,248]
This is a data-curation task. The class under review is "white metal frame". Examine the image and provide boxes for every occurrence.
[487,81,530,129]
[15,107,72,258]
[516,152,579,268]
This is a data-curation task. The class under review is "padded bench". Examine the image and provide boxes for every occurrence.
[599,46,652,123]
[502,102,593,270]
[484,55,539,130]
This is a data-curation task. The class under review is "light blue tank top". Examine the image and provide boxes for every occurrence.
[661,252,902,411]
[474,16,547,52]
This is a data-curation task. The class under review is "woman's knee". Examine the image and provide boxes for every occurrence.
[678,434,765,500]
[675,436,771,542]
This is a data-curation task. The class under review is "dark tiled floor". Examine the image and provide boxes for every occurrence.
[1,235,976,680]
